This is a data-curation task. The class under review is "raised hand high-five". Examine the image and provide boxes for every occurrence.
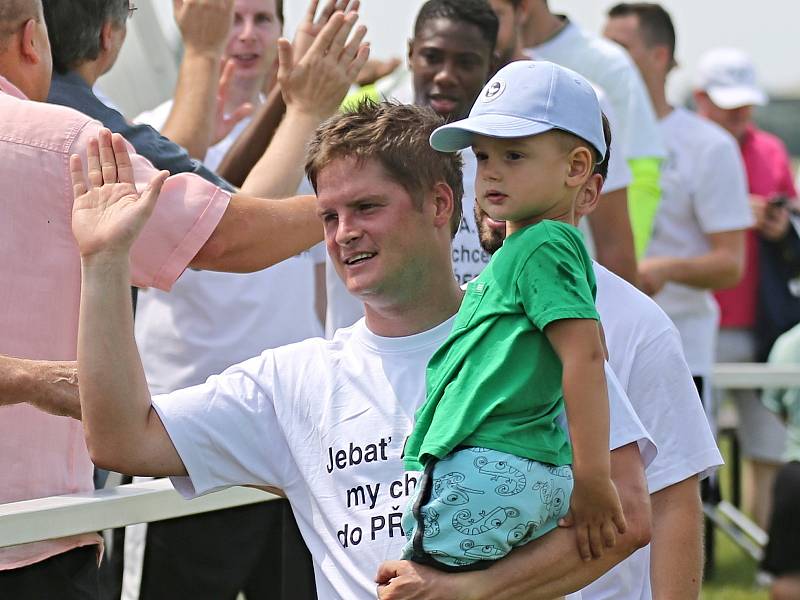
[211,58,256,146]
[173,0,235,58]
[71,129,169,260]
[277,10,369,121]
[293,0,361,61]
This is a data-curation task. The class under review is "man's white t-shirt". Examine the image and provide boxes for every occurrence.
[136,98,254,172]
[525,18,665,161]
[575,264,724,600]
[154,316,655,600]
[647,107,752,376]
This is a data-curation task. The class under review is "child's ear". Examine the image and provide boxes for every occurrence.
[566,146,594,187]
[575,173,603,218]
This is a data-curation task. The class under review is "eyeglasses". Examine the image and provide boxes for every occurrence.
[127,3,138,19]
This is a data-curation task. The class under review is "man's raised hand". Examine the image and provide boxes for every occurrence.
[173,0,234,58]
[293,0,360,60]
[71,129,168,259]
[212,58,255,145]
[276,10,369,121]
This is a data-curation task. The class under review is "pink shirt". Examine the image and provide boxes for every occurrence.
[715,125,797,328]
[0,76,230,569]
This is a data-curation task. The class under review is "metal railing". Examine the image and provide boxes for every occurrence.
[0,479,277,549]
[702,363,800,563]
[0,363,797,552]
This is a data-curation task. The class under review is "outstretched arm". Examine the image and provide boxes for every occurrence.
[72,131,186,476]
[239,9,369,199]
[376,443,651,600]
[638,229,745,296]
[215,0,361,186]
[0,356,80,420]
[159,0,236,160]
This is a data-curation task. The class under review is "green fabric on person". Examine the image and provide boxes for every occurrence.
[403,220,599,472]
[762,323,800,462]
[341,84,380,113]
[627,157,663,259]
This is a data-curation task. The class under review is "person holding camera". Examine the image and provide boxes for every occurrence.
[694,47,800,530]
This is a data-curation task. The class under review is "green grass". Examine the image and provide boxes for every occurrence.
[702,531,768,599]
[701,435,770,600]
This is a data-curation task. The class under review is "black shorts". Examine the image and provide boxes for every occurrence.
[0,546,99,599]
[762,461,800,576]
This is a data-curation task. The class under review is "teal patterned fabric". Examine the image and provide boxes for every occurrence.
[402,447,573,568]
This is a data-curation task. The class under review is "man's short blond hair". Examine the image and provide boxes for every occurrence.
[306,100,465,238]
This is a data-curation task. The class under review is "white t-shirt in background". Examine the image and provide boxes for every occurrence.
[575,263,724,600]
[525,18,665,161]
[154,316,655,600]
[134,97,325,394]
[648,107,752,376]
[136,98,259,172]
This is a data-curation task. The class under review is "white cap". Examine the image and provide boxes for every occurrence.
[695,48,767,109]
[429,61,606,160]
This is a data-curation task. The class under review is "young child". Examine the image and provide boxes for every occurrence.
[401,60,626,570]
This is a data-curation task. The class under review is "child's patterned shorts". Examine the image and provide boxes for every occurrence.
[401,447,573,570]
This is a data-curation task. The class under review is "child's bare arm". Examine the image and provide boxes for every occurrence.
[544,318,627,561]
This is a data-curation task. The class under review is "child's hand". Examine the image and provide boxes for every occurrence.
[559,473,627,561]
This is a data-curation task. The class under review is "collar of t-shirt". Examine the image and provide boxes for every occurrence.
[350,315,456,354]
[529,15,575,53]
[0,74,27,99]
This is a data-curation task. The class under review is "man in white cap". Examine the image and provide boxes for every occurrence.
[695,47,799,530]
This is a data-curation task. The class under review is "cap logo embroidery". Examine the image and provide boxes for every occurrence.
[482,80,506,102]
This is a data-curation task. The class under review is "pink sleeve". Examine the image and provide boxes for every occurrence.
[71,123,231,291]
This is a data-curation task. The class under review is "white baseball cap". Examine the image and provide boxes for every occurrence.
[695,48,767,109]
[429,60,606,160]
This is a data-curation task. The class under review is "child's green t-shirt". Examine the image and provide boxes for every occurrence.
[403,220,599,471]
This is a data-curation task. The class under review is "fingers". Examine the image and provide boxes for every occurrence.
[339,23,367,63]
[587,523,605,559]
[312,0,332,24]
[576,524,592,561]
[347,43,371,80]
[97,128,118,185]
[111,134,135,185]
[86,138,103,188]
[558,509,574,528]
[329,12,358,56]
[601,520,617,549]
[613,508,627,535]
[140,170,170,218]
[317,0,357,26]
[335,0,358,13]
[308,11,345,57]
[228,102,254,124]
[70,155,88,199]
[276,37,294,84]
[218,58,236,98]
[374,560,401,584]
